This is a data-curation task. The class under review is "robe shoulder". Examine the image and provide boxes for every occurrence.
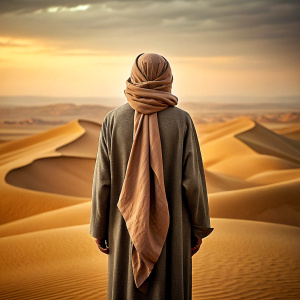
[103,103,191,125]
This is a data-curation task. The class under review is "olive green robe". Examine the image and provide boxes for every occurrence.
[90,103,214,300]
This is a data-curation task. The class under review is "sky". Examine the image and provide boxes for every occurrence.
[0,0,300,104]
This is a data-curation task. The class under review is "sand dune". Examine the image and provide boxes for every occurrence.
[0,219,299,300]
[0,120,90,225]
[207,154,299,179]
[0,184,89,226]
[57,120,100,158]
[6,156,95,197]
[205,169,259,193]
[200,117,300,227]
[271,123,300,140]
[4,120,100,197]
[0,114,299,299]
[235,121,300,164]
[197,116,255,143]
[198,117,256,168]
[0,119,84,157]
[247,168,300,184]
[0,202,91,238]
[208,177,300,227]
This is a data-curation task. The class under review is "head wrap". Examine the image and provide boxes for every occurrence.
[117,53,178,293]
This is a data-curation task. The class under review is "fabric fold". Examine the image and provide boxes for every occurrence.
[117,53,178,293]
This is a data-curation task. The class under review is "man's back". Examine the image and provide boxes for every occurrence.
[105,102,190,200]
[90,102,213,299]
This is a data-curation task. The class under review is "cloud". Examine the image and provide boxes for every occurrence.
[0,0,299,60]
[0,0,98,15]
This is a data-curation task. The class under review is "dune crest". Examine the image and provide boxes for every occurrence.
[0,119,91,225]
[235,120,300,164]
[194,117,300,227]
[6,156,96,197]
[57,120,101,158]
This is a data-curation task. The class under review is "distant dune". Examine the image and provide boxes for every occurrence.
[0,104,113,142]
[1,101,299,142]
[0,114,299,299]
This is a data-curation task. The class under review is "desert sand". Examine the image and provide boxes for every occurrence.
[0,115,300,299]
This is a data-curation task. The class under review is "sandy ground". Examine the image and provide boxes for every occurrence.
[0,115,299,299]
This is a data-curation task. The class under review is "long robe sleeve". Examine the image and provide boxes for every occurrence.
[90,117,111,240]
[182,114,214,239]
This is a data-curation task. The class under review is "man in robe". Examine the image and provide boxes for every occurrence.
[90,53,214,299]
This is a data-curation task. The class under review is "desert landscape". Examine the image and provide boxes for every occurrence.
[1,0,300,298]
[0,101,299,299]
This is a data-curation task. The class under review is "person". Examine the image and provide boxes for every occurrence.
[90,53,214,300]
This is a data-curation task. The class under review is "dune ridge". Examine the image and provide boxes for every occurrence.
[0,120,92,225]
[271,123,300,140]
[196,117,300,227]
[209,177,300,226]
[0,202,91,238]
[235,120,300,164]
[5,156,96,197]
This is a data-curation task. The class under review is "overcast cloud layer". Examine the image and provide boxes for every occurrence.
[1,0,299,59]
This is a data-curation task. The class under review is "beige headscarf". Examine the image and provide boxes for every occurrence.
[117,53,178,293]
